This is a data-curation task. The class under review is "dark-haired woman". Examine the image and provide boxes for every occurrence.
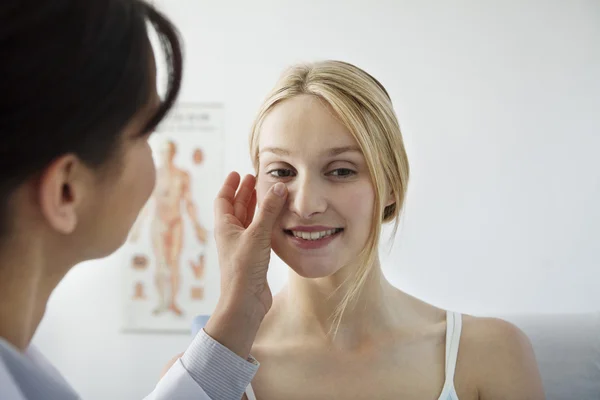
[0,1,288,399]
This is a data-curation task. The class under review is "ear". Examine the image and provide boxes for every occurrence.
[38,155,86,235]
[385,189,395,208]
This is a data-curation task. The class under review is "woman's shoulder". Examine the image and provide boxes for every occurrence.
[455,314,545,399]
[458,314,535,369]
[460,313,528,346]
[392,292,531,349]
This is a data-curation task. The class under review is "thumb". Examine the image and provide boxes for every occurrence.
[248,183,287,240]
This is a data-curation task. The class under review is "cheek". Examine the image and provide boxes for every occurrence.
[130,141,157,201]
[141,145,157,199]
[116,141,156,212]
[340,183,375,225]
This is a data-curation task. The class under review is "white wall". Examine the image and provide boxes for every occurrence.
[32,1,600,399]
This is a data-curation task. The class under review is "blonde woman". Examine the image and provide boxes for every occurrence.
[167,61,545,399]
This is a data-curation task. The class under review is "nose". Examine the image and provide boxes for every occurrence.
[287,175,327,219]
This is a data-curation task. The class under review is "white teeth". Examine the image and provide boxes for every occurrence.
[291,229,340,241]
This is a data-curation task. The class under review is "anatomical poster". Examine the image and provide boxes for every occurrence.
[120,103,224,333]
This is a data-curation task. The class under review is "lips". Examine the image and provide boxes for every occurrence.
[287,228,343,241]
[283,225,344,243]
[283,226,343,250]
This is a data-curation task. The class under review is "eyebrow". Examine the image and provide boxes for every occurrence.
[260,146,362,157]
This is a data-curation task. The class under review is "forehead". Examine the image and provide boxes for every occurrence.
[258,95,358,152]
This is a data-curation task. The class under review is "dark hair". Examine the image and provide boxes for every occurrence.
[0,0,183,236]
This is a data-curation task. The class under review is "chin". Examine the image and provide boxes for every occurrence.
[278,254,342,279]
[94,229,130,259]
[271,234,347,279]
[292,267,339,279]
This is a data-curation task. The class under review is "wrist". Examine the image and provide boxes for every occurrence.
[204,297,265,359]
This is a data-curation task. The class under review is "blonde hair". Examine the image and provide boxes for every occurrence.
[249,60,410,333]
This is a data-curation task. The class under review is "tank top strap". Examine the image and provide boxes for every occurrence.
[444,310,463,387]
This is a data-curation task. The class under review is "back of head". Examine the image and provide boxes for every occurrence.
[0,0,182,238]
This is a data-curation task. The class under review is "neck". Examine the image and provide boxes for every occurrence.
[278,258,400,347]
[0,236,69,351]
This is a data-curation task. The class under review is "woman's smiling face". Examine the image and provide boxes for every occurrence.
[255,94,375,278]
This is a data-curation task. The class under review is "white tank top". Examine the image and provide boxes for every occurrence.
[245,311,462,400]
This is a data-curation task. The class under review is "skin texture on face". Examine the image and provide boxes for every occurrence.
[256,94,375,279]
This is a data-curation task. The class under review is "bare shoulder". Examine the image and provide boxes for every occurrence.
[457,315,545,399]
[160,352,185,379]
[461,315,531,350]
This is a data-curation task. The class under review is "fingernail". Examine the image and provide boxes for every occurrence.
[273,183,286,197]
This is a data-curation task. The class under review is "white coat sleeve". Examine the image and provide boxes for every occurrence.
[143,329,259,400]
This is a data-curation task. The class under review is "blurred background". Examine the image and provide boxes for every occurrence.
[31,0,599,398]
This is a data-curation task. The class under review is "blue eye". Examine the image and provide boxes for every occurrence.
[329,168,356,177]
[268,169,295,178]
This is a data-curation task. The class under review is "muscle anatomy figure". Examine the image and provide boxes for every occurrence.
[130,140,207,316]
